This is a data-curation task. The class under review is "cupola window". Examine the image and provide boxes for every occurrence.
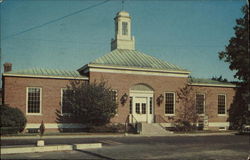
[122,22,128,35]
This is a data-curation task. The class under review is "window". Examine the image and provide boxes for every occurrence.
[136,103,140,114]
[129,97,132,114]
[149,97,153,114]
[196,94,205,114]
[61,88,72,114]
[218,95,226,114]
[141,103,146,114]
[27,87,41,114]
[122,22,128,35]
[165,92,175,114]
[111,90,117,103]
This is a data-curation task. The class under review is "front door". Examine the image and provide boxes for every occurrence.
[134,97,147,122]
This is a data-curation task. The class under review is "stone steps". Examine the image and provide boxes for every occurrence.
[140,123,173,136]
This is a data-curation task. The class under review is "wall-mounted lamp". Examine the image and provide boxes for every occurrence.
[120,93,128,105]
[157,94,164,106]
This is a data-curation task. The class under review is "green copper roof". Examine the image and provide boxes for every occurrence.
[190,78,236,86]
[89,49,188,72]
[3,68,87,79]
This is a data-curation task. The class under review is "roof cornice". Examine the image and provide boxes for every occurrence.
[2,73,88,80]
[189,82,237,88]
[86,64,190,75]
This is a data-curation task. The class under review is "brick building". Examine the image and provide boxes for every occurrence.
[2,11,236,132]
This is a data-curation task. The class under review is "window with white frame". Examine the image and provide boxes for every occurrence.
[122,22,128,35]
[61,88,72,114]
[135,103,140,114]
[196,94,205,114]
[218,94,226,114]
[27,87,41,114]
[165,92,175,114]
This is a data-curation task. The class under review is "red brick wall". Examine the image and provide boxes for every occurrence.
[89,71,236,126]
[191,85,236,123]
[3,76,87,124]
[3,73,236,130]
[89,71,188,123]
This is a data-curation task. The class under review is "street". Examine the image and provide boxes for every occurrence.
[1,135,250,160]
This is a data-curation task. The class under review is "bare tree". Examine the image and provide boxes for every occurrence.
[175,84,198,131]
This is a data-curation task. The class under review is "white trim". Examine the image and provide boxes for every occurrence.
[60,88,65,115]
[208,122,229,127]
[25,123,86,129]
[196,93,205,115]
[80,64,190,74]
[88,67,189,78]
[3,73,88,80]
[164,92,176,116]
[130,90,154,94]
[26,87,42,115]
[190,83,236,88]
[218,94,227,116]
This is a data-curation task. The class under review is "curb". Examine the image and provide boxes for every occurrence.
[1,134,125,140]
[1,143,102,155]
[0,132,237,140]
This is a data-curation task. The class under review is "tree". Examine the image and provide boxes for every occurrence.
[211,75,228,82]
[218,4,250,128]
[218,4,249,86]
[0,104,27,134]
[175,84,198,131]
[64,80,117,126]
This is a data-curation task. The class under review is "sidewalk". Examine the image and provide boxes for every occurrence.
[1,131,238,140]
[1,143,102,155]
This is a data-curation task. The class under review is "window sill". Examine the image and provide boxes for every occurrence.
[165,114,175,116]
[218,114,227,117]
[26,113,42,116]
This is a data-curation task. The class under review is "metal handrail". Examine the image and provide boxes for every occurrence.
[124,114,141,134]
[131,114,139,124]
[155,114,168,123]
[124,115,130,133]
[155,114,169,130]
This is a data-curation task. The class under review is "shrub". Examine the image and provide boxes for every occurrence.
[0,104,27,135]
[174,119,197,132]
[64,80,117,126]
[88,123,125,133]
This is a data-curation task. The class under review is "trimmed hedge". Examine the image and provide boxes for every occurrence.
[0,104,27,135]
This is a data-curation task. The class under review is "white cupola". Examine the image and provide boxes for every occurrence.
[111,11,135,51]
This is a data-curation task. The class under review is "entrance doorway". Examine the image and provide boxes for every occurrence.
[134,97,147,122]
[129,83,154,123]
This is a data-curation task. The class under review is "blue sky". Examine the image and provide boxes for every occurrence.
[0,0,246,82]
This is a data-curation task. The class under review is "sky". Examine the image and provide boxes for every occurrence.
[0,0,247,83]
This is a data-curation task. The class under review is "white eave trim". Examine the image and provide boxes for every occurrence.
[2,73,89,80]
[88,64,190,74]
[190,83,237,88]
[78,64,190,77]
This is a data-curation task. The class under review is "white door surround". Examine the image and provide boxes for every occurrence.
[129,84,154,123]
